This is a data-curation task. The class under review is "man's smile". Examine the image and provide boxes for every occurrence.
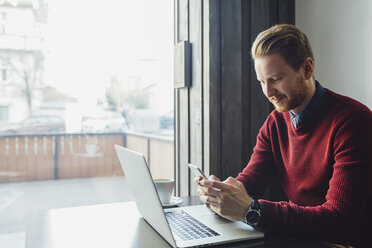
[270,95,285,104]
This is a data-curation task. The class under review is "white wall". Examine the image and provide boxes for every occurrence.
[296,0,372,108]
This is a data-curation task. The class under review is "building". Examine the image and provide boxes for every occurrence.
[0,0,48,125]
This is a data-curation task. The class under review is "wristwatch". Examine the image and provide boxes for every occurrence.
[244,198,261,226]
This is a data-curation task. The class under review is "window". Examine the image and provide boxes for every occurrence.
[1,68,6,81]
[0,106,8,121]
[0,1,174,247]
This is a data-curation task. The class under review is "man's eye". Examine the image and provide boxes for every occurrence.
[273,77,282,81]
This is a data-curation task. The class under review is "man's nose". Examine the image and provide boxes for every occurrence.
[263,82,276,98]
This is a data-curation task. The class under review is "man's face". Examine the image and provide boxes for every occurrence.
[254,54,309,113]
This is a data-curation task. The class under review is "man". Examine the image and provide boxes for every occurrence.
[196,24,372,246]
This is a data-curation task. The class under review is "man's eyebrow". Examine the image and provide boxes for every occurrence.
[260,73,284,81]
[273,73,284,77]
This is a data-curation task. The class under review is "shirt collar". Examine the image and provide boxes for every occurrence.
[289,81,326,128]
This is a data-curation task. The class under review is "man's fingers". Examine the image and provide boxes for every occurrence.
[194,175,220,184]
[200,179,231,191]
[224,177,242,187]
[200,195,219,207]
[198,184,221,196]
[193,176,203,183]
[196,188,203,196]
[208,175,221,181]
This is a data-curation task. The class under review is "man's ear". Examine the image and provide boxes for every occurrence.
[303,58,314,80]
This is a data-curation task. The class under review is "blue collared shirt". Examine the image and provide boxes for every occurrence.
[289,81,326,129]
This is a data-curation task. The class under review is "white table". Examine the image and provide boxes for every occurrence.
[26,201,171,248]
[25,197,329,248]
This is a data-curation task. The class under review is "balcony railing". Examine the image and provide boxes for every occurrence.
[0,131,174,183]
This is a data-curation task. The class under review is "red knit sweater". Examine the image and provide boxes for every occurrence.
[236,90,372,245]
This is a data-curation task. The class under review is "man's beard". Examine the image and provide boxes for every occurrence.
[269,78,308,113]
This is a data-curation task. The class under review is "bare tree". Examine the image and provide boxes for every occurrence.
[0,50,45,115]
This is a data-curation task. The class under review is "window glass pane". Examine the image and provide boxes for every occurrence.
[0,106,8,121]
[0,0,174,247]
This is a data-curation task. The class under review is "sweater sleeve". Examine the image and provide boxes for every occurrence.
[256,111,372,244]
[236,116,276,199]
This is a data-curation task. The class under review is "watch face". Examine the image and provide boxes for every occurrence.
[246,209,260,224]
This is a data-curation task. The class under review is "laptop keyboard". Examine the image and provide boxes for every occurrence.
[165,210,220,241]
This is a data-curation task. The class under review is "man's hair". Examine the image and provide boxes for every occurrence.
[251,24,314,71]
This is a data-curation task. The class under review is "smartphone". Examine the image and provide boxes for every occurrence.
[188,163,207,179]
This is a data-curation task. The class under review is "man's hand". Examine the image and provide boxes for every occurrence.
[195,176,252,222]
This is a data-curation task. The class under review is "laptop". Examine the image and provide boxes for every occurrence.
[114,145,264,247]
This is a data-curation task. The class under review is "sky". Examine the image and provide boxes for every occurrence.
[44,0,174,114]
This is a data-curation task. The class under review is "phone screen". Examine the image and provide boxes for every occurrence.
[188,163,207,179]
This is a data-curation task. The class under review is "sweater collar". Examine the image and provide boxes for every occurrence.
[289,81,326,129]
